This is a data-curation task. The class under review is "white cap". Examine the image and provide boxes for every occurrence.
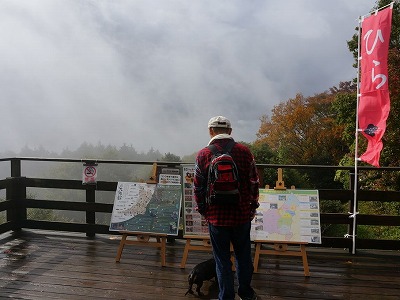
[208,116,232,128]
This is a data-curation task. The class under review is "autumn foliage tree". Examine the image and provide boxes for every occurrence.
[256,91,349,166]
[255,87,354,188]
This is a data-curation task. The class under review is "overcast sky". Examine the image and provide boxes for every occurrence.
[0,0,377,157]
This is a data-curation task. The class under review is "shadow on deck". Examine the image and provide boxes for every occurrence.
[0,230,399,300]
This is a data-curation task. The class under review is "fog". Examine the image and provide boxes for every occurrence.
[0,0,376,157]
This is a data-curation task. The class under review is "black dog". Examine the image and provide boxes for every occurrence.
[185,257,217,296]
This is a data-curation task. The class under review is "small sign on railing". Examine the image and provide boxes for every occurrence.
[82,162,98,185]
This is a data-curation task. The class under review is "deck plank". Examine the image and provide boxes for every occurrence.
[0,230,399,300]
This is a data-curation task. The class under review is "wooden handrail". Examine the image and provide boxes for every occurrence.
[0,157,399,251]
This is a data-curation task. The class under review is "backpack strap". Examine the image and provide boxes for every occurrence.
[207,144,219,155]
[207,140,236,155]
[224,139,236,154]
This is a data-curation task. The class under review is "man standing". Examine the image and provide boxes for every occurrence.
[194,116,260,300]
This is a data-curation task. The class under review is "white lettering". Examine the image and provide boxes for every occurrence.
[364,29,384,55]
[372,67,387,89]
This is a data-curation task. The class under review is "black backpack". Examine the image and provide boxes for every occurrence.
[206,140,240,205]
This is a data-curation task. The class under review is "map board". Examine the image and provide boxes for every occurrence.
[182,165,209,236]
[251,189,321,244]
[109,182,182,235]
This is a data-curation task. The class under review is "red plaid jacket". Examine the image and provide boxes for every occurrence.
[194,137,260,226]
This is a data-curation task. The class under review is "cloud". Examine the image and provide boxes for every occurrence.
[0,0,376,157]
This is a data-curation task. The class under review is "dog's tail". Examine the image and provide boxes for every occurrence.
[184,273,196,296]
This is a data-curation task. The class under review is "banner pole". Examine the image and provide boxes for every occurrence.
[351,16,363,255]
[352,1,393,254]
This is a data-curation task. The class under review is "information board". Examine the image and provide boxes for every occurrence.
[109,182,182,235]
[251,189,321,243]
[182,165,209,236]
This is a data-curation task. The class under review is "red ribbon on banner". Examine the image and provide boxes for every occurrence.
[358,6,393,167]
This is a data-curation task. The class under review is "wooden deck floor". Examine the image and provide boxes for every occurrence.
[0,230,399,300]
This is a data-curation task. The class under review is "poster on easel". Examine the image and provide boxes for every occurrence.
[109,182,182,235]
[182,165,209,236]
[251,189,321,244]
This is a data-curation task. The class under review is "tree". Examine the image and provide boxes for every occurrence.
[247,141,275,164]
[256,88,352,188]
[341,0,400,191]
[256,91,348,166]
[182,152,197,163]
[161,152,181,162]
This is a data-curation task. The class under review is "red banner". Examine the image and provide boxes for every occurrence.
[358,6,392,167]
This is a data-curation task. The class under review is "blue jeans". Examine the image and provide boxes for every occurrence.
[208,221,255,300]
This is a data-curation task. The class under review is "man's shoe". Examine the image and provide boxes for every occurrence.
[240,292,258,300]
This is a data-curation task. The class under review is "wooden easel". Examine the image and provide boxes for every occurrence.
[253,168,310,277]
[253,241,310,276]
[180,235,212,268]
[180,235,235,270]
[115,232,167,267]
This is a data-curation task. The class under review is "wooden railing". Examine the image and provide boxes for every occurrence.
[0,157,399,252]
